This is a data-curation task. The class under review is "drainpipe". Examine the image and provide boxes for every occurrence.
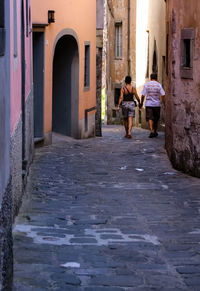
[127,0,130,75]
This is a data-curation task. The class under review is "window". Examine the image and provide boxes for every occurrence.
[162,56,165,88]
[180,28,194,79]
[0,0,5,56]
[152,39,158,74]
[166,34,169,75]
[115,22,122,58]
[183,39,191,67]
[114,87,121,106]
[84,43,90,88]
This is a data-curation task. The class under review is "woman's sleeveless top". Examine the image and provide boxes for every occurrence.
[123,87,135,102]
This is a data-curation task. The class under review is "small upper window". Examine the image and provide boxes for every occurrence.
[180,28,194,79]
[84,43,90,89]
[115,22,122,59]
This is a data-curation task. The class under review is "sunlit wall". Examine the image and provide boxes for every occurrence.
[136,0,149,90]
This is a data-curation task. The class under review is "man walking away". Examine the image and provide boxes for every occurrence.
[140,73,165,138]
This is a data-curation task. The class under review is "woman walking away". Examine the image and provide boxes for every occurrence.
[116,76,140,138]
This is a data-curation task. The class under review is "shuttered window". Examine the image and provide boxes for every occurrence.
[115,22,122,58]
[180,28,194,79]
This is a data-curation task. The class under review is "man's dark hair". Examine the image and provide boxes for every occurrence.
[150,73,157,80]
[125,76,132,84]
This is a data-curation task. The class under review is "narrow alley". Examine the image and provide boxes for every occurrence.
[13,126,200,290]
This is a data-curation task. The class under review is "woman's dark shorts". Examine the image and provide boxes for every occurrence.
[146,107,160,122]
[122,101,135,118]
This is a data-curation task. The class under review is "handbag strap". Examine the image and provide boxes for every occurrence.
[125,86,135,98]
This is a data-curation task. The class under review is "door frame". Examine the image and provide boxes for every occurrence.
[52,29,80,138]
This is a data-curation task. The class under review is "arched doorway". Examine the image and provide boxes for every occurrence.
[52,34,79,138]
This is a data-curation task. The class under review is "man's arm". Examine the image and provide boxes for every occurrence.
[133,88,140,105]
[140,95,145,109]
[161,95,165,108]
[140,84,146,108]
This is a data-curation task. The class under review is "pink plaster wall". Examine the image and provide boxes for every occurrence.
[10,0,21,134]
[11,0,32,134]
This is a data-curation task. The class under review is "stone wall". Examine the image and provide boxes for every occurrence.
[10,118,23,219]
[96,45,103,137]
[24,90,34,177]
[165,0,200,177]
[0,181,13,291]
[0,1,12,288]
[96,0,104,137]
[11,91,34,218]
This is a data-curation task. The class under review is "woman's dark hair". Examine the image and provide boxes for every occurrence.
[125,76,132,84]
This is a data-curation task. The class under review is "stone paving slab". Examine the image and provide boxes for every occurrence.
[13,126,200,290]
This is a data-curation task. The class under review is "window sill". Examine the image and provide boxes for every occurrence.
[180,67,193,79]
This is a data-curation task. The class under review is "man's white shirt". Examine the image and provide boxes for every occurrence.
[141,81,165,107]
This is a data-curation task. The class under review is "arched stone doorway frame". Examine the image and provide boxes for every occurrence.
[52,28,80,138]
[53,28,80,56]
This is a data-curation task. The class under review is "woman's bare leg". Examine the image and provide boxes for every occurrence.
[124,118,128,136]
[128,116,133,136]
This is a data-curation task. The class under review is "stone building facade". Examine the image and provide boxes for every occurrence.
[165,0,200,177]
[135,0,166,129]
[0,0,34,289]
[104,0,136,124]
[96,0,105,137]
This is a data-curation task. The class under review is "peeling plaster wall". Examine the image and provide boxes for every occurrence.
[105,0,136,124]
[165,0,200,177]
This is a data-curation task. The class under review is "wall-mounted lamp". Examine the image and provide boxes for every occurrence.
[48,10,55,24]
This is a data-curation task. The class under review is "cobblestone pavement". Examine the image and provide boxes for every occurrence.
[13,126,200,291]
